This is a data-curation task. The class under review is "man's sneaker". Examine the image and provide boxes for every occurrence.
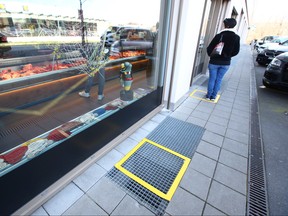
[79,91,90,98]
[98,94,104,101]
[205,95,210,100]
[210,96,215,101]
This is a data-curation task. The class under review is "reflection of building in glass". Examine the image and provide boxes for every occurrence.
[0,11,102,37]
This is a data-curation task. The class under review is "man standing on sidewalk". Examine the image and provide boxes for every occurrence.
[206,18,240,101]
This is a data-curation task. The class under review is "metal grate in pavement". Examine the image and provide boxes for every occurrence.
[147,116,205,158]
[248,64,269,216]
[107,117,205,215]
[106,167,169,216]
[115,139,190,200]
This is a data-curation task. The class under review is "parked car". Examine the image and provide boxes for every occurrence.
[0,33,12,58]
[263,52,288,89]
[256,39,288,66]
[110,28,154,56]
[100,26,133,47]
[255,35,279,50]
[0,32,8,43]
[257,36,288,53]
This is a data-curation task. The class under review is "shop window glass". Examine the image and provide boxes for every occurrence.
[192,0,211,79]
[0,0,163,177]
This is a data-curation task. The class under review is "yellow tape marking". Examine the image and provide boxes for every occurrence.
[189,89,220,103]
[114,138,190,201]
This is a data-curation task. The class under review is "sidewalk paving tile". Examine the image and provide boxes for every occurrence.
[214,104,233,113]
[115,137,139,155]
[87,177,126,214]
[233,103,250,112]
[141,120,160,132]
[218,95,234,103]
[190,110,211,121]
[237,89,249,96]
[205,122,227,136]
[43,183,84,215]
[170,111,189,121]
[151,113,168,124]
[216,100,233,109]
[196,140,220,161]
[214,163,247,195]
[129,127,151,142]
[63,194,108,216]
[230,113,250,125]
[165,187,205,216]
[201,130,224,147]
[111,195,154,216]
[228,119,249,134]
[207,181,246,216]
[73,163,106,192]
[186,116,207,127]
[231,109,250,119]
[189,152,217,177]
[219,149,248,174]
[182,99,199,108]
[208,115,229,127]
[194,105,215,114]
[176,106,194,115]
[96,149,124,171]
[180,167,212,200]
[222,137,249,157]
[211,109,231,120]
[221,91,236,99]
[225,128,249,145]
[31,207,48,216]
[203,204,226,216]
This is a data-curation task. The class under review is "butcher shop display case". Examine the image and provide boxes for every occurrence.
[0,48,151,111]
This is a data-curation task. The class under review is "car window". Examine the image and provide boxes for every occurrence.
[271,38,280,43]
[281,40,288,46]
[119,28,152,41]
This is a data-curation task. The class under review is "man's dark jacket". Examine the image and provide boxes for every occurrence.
[207,29,240,65]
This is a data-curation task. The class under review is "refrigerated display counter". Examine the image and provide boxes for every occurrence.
[0,53,150,112]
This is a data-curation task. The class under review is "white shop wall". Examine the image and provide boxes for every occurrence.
[164,0,206,110]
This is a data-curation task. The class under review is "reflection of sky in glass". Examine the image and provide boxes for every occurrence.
[1,0,161,26]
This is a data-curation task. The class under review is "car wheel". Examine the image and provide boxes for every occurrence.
[257,61,266,66]
[263,80,271,88]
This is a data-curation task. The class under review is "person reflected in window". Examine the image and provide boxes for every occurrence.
[127,29,138,40]
[79,47,110,101]
[206,18,240,101]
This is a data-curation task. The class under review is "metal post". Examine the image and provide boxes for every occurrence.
[79,0,85,46]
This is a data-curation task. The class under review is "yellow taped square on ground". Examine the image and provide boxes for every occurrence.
[114,138,190,201]
[189,89,220,103]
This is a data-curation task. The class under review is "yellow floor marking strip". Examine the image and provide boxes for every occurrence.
[114,138,190,201]
[189,89,220,103]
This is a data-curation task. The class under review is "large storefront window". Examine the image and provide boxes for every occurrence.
[0,1,167,213]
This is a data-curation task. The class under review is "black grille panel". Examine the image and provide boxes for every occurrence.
[248,64,269,216]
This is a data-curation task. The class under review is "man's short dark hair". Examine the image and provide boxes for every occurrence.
[224,18,237,28]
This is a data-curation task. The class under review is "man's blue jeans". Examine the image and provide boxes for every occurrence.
[84,67,105,95]
[207,63,230,98]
